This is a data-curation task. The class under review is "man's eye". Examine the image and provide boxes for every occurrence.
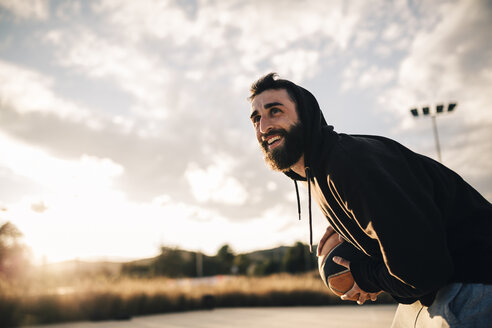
[271,108,280,114]
[252,116,260,123]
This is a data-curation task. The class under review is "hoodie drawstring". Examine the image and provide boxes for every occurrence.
[294,180,301,221]
[293,169,313,253]
[305,167,313,254]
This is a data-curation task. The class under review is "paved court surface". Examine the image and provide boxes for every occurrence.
[27,305,398,328]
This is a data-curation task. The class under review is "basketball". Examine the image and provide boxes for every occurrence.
[318,240,366,296]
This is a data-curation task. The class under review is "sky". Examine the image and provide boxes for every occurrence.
[0,0,491,264]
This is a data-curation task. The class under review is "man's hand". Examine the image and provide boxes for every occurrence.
[332,256,382,305]
[317,225,343,257]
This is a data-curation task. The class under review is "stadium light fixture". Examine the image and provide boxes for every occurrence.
[409,103,457,163]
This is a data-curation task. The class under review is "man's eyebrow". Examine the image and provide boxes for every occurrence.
[250,102,284,120]
[264,102,283,109]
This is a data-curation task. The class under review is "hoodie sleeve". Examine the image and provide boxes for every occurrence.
[335,138,454,300]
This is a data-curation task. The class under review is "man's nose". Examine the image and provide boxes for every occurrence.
[259,116,273,135]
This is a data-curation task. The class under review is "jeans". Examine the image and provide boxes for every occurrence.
[391,283,492,328]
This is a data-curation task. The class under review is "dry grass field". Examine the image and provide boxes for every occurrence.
[0,271,395,327]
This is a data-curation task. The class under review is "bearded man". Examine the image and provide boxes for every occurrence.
[248,73,492,327]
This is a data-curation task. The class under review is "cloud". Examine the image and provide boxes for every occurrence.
[271,49,320,83]
[376,0,492,198]
[91,0,376,82]
[92,0,197,44]
[0,60,94,123]
[0,0,49,20]
[382,23,402,41]
[54,1,81,20]
[353,29,377,48]
[341,60,395,91]
[30,200,47,213]
[382,0,492,123]
[185,155,248,206]
[0,133,124,197]
[358,66,395,89]
[43,29,172,120]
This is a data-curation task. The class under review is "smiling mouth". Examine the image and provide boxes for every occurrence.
[264,135,283,149]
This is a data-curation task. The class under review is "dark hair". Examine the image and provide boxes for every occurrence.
[248,72,297,105]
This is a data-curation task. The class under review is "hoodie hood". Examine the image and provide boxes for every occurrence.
[279,82,335,253]
[283,83,334,181]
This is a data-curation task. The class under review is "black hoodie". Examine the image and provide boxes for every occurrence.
[283,84,492,306]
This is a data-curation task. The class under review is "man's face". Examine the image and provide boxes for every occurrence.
[250,89,304,171]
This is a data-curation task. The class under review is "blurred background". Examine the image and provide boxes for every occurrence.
[0,0,491,325]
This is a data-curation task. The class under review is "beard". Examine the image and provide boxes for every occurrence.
[261,122,304,172]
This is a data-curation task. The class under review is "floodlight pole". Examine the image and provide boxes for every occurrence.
[430,115,442,162]
[410,103,457,163]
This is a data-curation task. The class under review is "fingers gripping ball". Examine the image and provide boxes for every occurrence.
[318,241,367,296]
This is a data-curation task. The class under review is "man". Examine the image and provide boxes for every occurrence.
[248,73,492,327]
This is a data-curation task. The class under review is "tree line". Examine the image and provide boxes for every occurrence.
[122,242,318,278]
[0,221,318,279]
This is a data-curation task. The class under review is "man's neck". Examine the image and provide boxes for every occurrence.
[288,155,306,178]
